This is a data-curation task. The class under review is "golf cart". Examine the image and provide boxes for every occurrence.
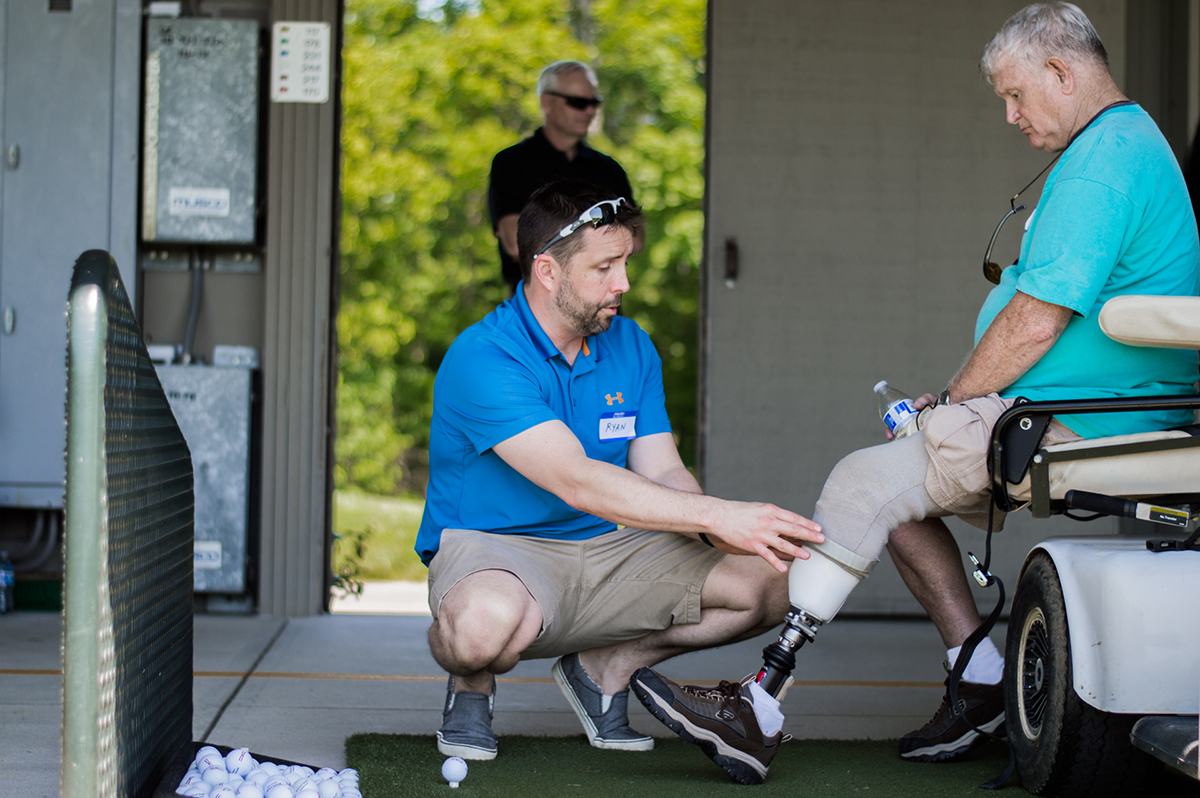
[989,294,1200,797]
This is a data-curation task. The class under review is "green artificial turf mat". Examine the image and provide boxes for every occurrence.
[346,734,1036,797]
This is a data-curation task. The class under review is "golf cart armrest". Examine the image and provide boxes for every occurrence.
[988,394,1200,512]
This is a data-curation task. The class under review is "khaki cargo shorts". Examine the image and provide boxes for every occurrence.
[427,527,725,660]
[922,393,1081,530]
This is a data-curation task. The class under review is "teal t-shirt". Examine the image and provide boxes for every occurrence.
[974,104,1199,438]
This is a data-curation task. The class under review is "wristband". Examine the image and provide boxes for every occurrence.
[698,532,715,548]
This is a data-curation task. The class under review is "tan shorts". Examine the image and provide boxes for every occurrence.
[426,527,726,660]
[922,393,1081,530]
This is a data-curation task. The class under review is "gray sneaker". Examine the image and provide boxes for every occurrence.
[552,654,654,751]
[436,674,498,760]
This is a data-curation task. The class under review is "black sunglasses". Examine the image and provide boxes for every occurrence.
[534,198,626,257]
[546,91,602,111]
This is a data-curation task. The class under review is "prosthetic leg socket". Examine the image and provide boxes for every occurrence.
[756,542,874,697]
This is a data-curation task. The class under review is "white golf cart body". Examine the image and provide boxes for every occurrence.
[1026,538,1199,716]
[992,295,1200,792]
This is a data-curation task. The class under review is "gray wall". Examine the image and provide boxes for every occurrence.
[0,0,142,510]
[702,0,1134,615]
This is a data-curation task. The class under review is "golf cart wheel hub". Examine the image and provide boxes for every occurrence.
[1019,607,1051,740]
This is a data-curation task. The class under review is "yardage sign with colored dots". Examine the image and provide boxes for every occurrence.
[270,22,330,103]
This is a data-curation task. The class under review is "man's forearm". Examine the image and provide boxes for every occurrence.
[947,291,1072,402]
[561,457,722,534]
[492,421,821,569]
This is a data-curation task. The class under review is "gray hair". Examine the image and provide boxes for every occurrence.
[536,61,599,97]
[980,2,1108,83]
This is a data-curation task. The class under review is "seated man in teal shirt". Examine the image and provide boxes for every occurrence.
[631,2,1199,785]
[418,179,825,762]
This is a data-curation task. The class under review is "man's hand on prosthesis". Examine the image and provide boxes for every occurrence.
[707,501,824,573]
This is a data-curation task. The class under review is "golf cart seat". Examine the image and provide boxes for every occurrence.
[991,293,1200,536]
[985,294,1200,797]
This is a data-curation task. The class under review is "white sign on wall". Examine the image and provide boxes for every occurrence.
[168,186,231,217]
[270,22,330,103]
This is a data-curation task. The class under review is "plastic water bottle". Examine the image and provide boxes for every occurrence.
[875,381,921,439]
[0,551,13,614]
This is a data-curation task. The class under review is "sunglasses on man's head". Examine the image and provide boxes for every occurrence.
[546,91,602,110]
[534,198,626,257]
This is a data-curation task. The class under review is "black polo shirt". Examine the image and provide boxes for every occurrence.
[488,127,634,290]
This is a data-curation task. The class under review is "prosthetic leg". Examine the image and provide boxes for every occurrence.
[754,432,936,696]
[756,540,875,696]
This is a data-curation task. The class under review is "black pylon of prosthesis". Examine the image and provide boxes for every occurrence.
[757,637,799,696]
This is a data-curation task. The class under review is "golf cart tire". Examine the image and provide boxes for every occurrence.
[1005,552,1157,798]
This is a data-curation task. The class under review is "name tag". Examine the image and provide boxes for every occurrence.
[599,411,637,441]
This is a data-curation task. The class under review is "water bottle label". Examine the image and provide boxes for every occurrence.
[0,569,12,587]
[884,400,918,433]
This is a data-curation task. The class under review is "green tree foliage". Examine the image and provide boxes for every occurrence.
[339,0,705,495]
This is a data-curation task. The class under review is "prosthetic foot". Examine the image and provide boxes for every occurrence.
[756,541,875,697]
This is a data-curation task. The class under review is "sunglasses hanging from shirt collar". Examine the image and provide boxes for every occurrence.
[534,198,626,257]
[981,100,1135,284]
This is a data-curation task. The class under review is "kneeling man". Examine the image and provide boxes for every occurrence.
[416,179,824,761]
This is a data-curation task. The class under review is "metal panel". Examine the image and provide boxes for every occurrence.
[143,18,261,244]
[0,0,140,508]
[156,364,253,593]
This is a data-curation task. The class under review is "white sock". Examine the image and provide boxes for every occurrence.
[747,680,785,736]
[948,638,1003,685]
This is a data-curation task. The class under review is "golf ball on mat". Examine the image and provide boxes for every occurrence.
[442,756,468,787]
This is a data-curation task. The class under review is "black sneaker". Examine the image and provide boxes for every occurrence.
[898,676,1004,762]
[631,668,783,785]
[552,654,654,750]
[436,674,498,760]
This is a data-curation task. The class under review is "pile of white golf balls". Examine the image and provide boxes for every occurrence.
[175,746,360,798]
[440,756,468,788]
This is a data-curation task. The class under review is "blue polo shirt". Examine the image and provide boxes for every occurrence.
[975,104,1199,438]
[416,284,672,565]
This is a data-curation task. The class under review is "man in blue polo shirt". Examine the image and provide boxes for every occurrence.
[418,179,824,762]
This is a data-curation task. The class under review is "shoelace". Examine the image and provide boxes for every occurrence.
[679,680,793,744]
[680,680,745,704]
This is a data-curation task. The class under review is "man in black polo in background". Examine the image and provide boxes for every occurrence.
[488,61,643,292]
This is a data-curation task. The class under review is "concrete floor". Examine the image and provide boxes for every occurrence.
[2,582,971,798]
